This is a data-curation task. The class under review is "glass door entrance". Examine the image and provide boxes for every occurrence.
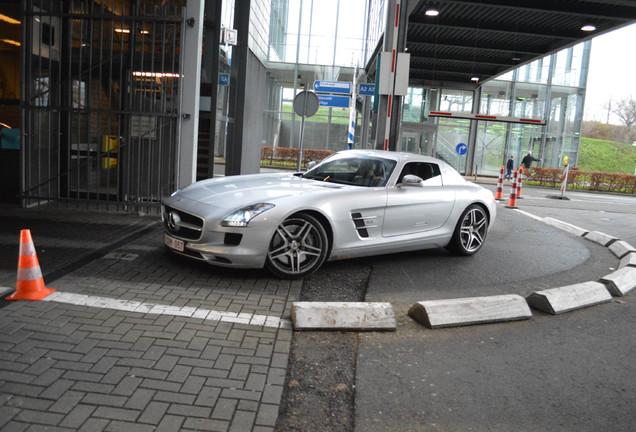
[399,122,437,155]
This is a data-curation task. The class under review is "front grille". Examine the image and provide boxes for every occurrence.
[163,205,204,240]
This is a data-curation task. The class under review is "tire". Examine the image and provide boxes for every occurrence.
[447,204,489,256]
[265,213,329,279]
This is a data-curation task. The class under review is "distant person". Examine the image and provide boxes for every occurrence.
[521,151,541,173]
[505,155,514,180]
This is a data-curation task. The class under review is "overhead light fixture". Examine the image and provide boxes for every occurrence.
[425,9,439,17]
[0,13,20,24]
[133,71,180,78]
[581,25,596,32]
[1,39,21,47]
[139,29,150,35]
[471,77,479,82]
[114,28,130,34]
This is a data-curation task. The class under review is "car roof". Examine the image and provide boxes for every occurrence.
[335,149,446,164]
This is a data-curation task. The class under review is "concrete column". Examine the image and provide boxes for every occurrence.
[225,0,251,176]
[202,0,223,179]
[374,0,409,151]
[177,0,204,189]
[465,86,481,176]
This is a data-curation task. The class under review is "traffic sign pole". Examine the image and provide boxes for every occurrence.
[347,66,358,149]
[293,91,319,171]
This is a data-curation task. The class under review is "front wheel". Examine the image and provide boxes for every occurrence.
[447,204,489,256]
[265,213,329,279]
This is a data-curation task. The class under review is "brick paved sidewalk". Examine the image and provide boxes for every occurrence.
[1,227,300,431]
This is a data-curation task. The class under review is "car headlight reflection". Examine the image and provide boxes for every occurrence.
[222,203,275,227]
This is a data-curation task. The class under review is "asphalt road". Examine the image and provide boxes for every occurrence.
[354,185,636,432]
[278,184,636,432]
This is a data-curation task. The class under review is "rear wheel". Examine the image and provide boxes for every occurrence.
[265,213,329,279]
[447,204,488,256]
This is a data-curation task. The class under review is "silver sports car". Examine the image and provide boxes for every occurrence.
[162,150,496,279]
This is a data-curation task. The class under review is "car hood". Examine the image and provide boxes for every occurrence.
[170,173,346,210]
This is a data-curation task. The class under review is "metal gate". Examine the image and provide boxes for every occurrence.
[22,0,184,212]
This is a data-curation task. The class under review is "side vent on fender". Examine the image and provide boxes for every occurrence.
[351,212,369,238]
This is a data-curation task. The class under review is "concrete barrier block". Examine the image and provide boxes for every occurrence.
[619,252,636,269]
[526,282,612,315]
[599,267,636,297]
[609,241,636,259]
[584,231,617,247]
[291,302,396,331]
[543,217,588,237]
[407,294,532,329]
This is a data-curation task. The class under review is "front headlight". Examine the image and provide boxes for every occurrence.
[222,203,275,227]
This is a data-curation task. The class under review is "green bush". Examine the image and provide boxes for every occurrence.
[527,167,636,194]
[261,147,335,169]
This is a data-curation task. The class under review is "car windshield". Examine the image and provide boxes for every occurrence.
[302,155,396,187]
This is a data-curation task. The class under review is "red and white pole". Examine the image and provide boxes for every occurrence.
[517,166,524,199]
[383,0,401,151]
[560,163,570,198]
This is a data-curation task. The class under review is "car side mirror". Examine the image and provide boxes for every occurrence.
[305,161,317,171]
[399,174,424,187]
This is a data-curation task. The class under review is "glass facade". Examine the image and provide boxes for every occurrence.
[261,0,369,157]
[400,40,591,176]
[474,41,590,175]
[270,0,367,66]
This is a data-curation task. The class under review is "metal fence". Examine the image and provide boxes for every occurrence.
[22,0,183,212]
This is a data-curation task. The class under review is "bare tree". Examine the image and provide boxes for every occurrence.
[611,96,636,143]
[602,97,613,124]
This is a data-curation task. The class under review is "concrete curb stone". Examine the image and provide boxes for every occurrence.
[609,240,636,259]
[526,281,612,315]
[407,294,532,329]
[599,266,636,297]
[584,231,617,247]
[543,217,588,237]
[291,302,396,331]
[619,252,636,269]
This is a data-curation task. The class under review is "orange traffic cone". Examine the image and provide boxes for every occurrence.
[495,165,504,200]
[506,170,518,209]
[6,229,55,301]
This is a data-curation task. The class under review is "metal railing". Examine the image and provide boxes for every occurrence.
[22,0,183,213]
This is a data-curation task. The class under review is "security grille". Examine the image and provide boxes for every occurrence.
[22,0,184,212]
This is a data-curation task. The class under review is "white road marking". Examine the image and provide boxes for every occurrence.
[514,209,544,221]
[42,291,291,329]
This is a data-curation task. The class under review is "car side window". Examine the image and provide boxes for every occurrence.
[397,162,441,184]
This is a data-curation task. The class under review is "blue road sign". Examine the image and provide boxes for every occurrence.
[219,73,229,86]
[318,95,350,108]
[359,83,375,96]
[313,80,351,95]
[456,143,468,155]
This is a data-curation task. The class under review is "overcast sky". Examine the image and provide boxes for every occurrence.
[584,23,636,124]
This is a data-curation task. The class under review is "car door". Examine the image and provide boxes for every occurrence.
[382,162,456,237]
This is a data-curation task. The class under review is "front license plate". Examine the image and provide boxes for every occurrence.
[164,234,184,252]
